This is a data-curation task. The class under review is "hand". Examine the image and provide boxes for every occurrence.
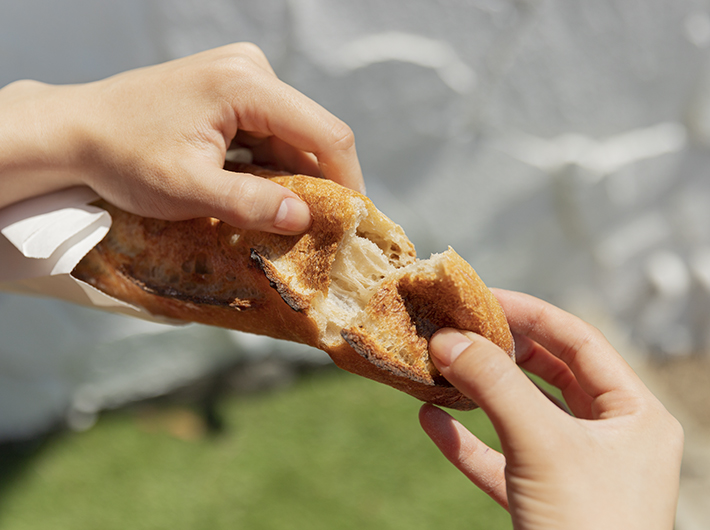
[0,43,364,234]
[419,290,683,530]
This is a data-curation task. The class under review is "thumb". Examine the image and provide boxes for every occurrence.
[193,168,311,234]
[429,328,552,441]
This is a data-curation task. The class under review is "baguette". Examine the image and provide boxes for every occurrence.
[72,163,514,410]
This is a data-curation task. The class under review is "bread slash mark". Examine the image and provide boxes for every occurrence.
[251,249,310,312]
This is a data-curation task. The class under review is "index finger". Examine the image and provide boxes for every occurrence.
[232,71,365,194]
[491,289,644,400]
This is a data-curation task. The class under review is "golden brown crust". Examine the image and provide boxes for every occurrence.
[72,163,513,410]
[339,249,514,410]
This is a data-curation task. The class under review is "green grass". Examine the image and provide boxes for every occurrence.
[0,368,512,530]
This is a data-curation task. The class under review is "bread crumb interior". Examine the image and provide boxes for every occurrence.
[317,202,414,345]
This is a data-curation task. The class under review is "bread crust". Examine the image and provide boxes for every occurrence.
[72,164,513,410]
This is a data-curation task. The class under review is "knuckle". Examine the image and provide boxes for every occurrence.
[671,416,685,445]
[230,178,260,217]
[214,43,271,80]
[673,420,685,455]
[223,176,272,228]
[512,334,535,364]
[215,55,256,80]
[327,120,356,153]
[3,79,44,94]
[232,42,268,62]
[198,53,264,91]
[661,412,685,451]
[546,362,577,392]
[634,397,685,454]
[557,325,603,368]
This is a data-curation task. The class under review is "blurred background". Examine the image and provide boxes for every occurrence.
[2,0,710,528]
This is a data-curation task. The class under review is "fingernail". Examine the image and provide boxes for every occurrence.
[274,197,311,232]
[429,329,473,367]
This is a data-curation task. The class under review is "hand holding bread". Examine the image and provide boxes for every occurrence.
[420,291,683,529]
[0,43,364,234]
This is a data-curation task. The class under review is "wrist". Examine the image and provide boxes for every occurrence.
[0,80,92,208]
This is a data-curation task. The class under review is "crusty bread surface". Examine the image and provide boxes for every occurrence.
[72,163,514,410]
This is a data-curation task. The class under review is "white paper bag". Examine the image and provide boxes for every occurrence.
[0,187,170,321]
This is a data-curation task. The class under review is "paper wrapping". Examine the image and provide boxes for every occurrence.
[0,187,168,322]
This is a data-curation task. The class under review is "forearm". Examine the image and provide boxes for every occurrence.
[0,80,90,208]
